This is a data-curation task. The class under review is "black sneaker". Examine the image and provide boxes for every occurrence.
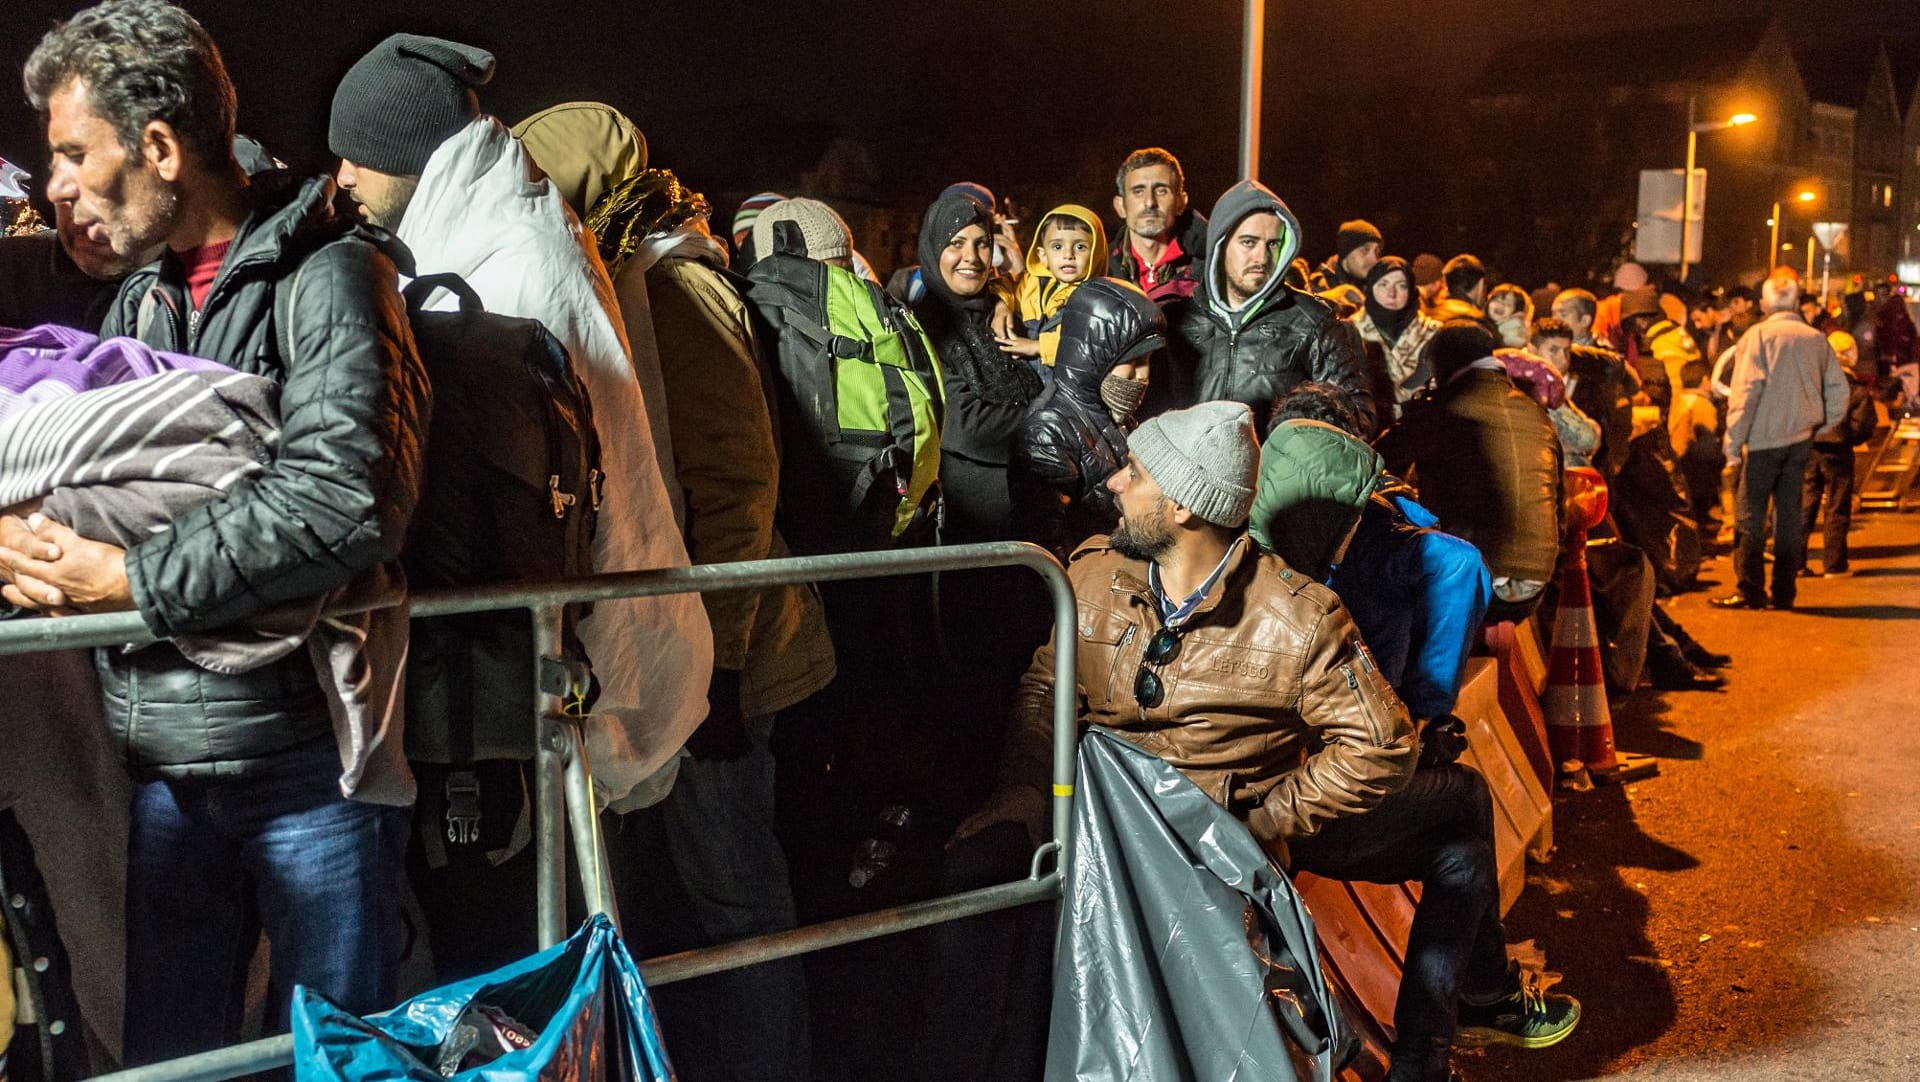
[1455,981,1581,1050]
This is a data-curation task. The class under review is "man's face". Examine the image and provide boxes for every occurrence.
[1221,211,1281,305]
[1689,306,1718,331]
[1113,164,1186,244]
[335,159,419,231]
[1105,455,1176,562]
[1551,299,1593,339]
[43,80,178,260]
[1533,336,1571,375]
[1039,223,1094,284]
[55,201,142,280]
[1342,241,1381,280]
[1729,296,1753,317]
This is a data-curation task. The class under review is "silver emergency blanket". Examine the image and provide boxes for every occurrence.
[1048,728,1354,1082]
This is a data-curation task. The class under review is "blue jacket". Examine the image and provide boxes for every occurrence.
[1330,489,1491,720]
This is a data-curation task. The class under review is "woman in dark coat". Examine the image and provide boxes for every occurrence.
[912,193,1043,542]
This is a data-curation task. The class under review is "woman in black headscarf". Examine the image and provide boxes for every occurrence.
[1348,255,1441,417]
[913,192,1044,542]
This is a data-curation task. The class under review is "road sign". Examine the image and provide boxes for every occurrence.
[1635,168,1707,265]
[1812,222,1848,250]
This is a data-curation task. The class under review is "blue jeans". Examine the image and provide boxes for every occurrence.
[122,738,410,1066]
[658,716,810,1082]
[1288,764,1512,1082]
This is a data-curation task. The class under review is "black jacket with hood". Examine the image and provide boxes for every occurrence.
[1011,277,1165,558]
[1106,206,1209,298]
[1160,181,1375,436]
[96,174,429,778]
[912,193,1043,542]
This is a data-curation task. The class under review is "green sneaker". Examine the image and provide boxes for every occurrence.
[1453,981,1581,1050]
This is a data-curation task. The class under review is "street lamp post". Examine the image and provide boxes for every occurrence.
[1679,97,1756,282]
[1770,189,1817,271]
[1240,0,1265,181]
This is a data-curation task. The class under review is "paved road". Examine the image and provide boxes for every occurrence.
[1466,512,1920,1081]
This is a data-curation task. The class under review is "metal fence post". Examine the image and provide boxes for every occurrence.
[532,603,569,949]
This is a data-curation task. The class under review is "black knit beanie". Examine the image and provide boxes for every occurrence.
[1336,218,1383,259]
[329,34,495,175]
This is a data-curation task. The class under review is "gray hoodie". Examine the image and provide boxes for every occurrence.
[1203,180,1304,329]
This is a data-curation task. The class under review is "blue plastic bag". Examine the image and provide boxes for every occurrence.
[292,915,675,1080]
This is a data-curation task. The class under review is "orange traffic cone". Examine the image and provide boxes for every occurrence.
[1544,467,1657,786]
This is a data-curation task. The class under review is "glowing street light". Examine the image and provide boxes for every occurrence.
[1680,99,1759,280]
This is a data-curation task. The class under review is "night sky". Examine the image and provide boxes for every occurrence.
[3,0,1912,272]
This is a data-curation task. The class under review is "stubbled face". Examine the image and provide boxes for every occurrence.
[939,222,992,297]
[55,200,142,280]
[1552,300,1593,339]
[1534,336,1572,375]
[1106,454,1176,562]
[1040,223,1094,283]
[43,80,177,260]
[1113,163,1187,244]
[335,158,419,231]
[1370,268,1410,312]
[1343,240,1381,280]
[1222,211,1281,305]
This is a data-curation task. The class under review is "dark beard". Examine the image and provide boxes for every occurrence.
[1110,505,1174,562]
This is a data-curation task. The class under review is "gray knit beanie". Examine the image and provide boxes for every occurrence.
[752,197,853,264]
[1128,401,1259,528]
[329,34,495,175]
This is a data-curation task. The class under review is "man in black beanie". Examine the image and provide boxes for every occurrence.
[1308,217,1383,294]
[329,33,494,230]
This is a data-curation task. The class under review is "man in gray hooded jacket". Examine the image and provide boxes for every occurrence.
[1160,181,1375,435]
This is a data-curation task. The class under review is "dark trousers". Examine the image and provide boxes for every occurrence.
[1736,440,1811,605]
[124,739,410,1066]
[1289,765,1512,1080]
[1801,444,1856,572]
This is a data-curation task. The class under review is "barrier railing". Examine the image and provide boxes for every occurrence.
[0,542,1078,1082]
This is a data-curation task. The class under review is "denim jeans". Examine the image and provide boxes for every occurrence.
[1288,764,1512,1082]
[657,716,810,1082]
[122,738,410,1066]
[1737,439,1811,605]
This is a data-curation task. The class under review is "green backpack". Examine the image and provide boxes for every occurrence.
[747,228,944,552]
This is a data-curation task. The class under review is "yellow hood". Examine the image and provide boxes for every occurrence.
[1024,203,1108,285]
[510,101,647,220]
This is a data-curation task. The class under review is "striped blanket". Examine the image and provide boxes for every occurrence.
[0,325,411,805]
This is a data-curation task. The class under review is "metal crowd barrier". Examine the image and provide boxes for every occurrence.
[0,542,1079,1082]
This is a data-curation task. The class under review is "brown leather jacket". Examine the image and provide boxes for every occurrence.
[1003,535,1416,847]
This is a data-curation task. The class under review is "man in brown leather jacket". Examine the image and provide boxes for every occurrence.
[958,400,1578,1082]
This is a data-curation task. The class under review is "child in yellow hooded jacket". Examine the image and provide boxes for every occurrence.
[996,204,1109,366]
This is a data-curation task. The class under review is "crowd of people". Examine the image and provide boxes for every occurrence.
[0,2,1910,1081]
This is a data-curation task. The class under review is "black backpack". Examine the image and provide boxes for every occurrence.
[280,271,601,773]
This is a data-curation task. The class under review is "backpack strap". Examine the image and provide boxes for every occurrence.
[404,272,486,314]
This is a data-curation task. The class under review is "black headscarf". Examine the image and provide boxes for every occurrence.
[914,193,1043,407]
[1362,256,1417,344]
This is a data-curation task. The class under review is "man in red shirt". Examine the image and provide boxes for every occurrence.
[1107,147,1208,302]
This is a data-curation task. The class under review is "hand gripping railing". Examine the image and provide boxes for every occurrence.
[0,542,1079,1082]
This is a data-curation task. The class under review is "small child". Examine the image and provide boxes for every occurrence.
[998,205,1108,366]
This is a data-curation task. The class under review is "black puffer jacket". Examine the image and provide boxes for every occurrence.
[1160,181,1376,436]
[97,174,429,778]
[1011,278,1165,558]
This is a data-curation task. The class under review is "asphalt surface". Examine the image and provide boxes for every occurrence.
[1464,511,1920,1081]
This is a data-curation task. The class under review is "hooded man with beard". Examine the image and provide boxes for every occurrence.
[1159,180,1374,435]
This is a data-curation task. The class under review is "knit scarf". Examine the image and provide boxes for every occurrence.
[584,168,711,279]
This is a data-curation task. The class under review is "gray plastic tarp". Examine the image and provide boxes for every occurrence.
[1047,729,1354,1082]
